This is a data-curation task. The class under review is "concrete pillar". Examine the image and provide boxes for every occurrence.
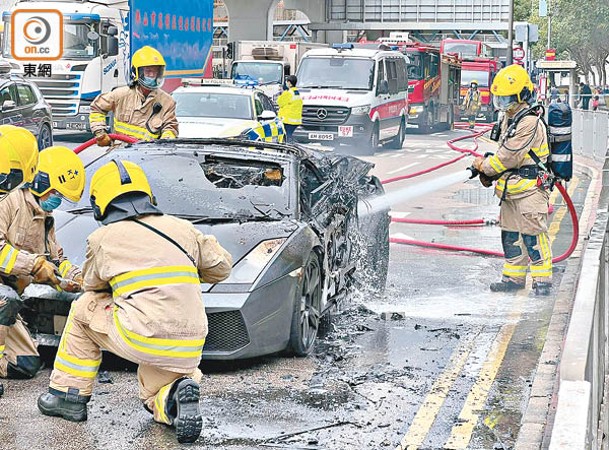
[223,0,279,42]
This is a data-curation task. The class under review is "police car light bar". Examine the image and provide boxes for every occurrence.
[332,43,354,50]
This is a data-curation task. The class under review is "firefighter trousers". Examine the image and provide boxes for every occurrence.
[0,284,41,379]
[499,193,552,285]
[48,292,202,425]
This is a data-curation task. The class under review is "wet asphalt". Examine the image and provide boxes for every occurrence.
[0,129,589,449]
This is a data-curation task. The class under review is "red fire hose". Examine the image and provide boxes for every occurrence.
[386,123,580,263]
[73,134,138,155]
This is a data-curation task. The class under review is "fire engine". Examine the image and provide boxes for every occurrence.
[459,57,500,122]
[400,43,462,132]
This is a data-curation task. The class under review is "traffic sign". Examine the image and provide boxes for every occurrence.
[513,47,525,61]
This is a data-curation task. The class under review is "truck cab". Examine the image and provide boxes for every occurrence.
[294,43,408,153]
[459,57,500,122]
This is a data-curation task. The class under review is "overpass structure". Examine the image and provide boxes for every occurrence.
[221,0,511,50]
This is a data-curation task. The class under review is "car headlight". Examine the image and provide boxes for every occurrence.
[352,105,371,115]
[221,238,287,284]
[409,105,424,115]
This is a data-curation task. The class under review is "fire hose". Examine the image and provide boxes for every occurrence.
[385,123,579,264]
[73,134,138,155]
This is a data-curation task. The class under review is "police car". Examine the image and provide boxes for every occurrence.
[173,81,285,143]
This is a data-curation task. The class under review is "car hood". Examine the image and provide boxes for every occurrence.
[177,117,259,139]
[53,210,300,267]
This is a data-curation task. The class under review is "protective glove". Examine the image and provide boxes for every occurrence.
[96,132,113,147]
[472,156,485,172]
[59,278,82,293]
[31,256,60,286]
[479,173,494,188]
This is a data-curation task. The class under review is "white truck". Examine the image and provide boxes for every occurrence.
[2,0,213,131]
[230,40,327,101]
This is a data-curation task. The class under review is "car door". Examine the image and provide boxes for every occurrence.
[0,82,21,127]
[382,57,402,138]
[16,83,40,136]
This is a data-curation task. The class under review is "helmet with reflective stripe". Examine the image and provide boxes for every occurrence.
[0,125,39,194]
[30,146,85,202]
[130,46,166,90]
[491,64,534,111]
[89,160,153,220]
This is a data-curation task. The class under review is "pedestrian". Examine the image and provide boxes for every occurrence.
[277,74,303,143]
[0,125,39,195]
[579,82,592,110]
[472,64,552,296]
[38,160,232,444]
[89,46,179,146]
[592,95,600,111]
[461,80,482,129]
[0,146,84,392]
[563,89,569,105]
[549,84,559,102]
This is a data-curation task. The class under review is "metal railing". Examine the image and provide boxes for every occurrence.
[549,109,609,449]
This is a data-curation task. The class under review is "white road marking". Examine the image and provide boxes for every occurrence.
[390,232,416,240]
[387,162,421,175]
[388,211,412,218]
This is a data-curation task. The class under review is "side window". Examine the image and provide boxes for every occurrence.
[386,59,398,94]
[259,93,275,112]
[376,59,385,93]
[430,54,439,78]
[0,84,14,106]
[254,95,264,117]
[396,57,407,91]
[17,84,36,106]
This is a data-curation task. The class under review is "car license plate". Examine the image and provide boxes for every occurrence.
[66,122,86,130]
[406,123,419,128]
[308,132,334,141]
[338,126,353,137]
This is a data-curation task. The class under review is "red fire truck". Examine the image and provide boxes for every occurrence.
[400,43,462,133]
[459,57,501,122]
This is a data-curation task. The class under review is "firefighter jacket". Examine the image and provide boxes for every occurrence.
[277,87,303,126]
[82,214,232,373]
[481,109,549,201]
[462,89,481,114]
[89,86,179,141]
[0,189,80,292]
[244,117,286,143]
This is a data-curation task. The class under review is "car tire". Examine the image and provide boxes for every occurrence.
[288,252,323,356]
[38,123,53,150]
[383,117,405,150]
[367,123,380,155]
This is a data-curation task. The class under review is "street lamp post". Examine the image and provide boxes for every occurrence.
[507,0,514,65]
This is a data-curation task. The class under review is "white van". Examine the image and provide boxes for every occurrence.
[294,43,409,153]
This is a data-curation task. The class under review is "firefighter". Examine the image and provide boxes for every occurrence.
[462,80,482,129]
[0,146,84,390]
[38,160,232,444]
[0,125,39,194]
[277,75,303,143]
[472,64,552,296]
[89,46,179,146]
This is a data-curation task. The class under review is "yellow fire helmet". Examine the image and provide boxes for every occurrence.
[90,159,153,220]
[30,146,85,202]
[491,64,534,111]
[130,46,166,90]
[0,125,39,194]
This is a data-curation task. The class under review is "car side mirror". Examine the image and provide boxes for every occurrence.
[106,36,119,57]
[258,110,277,121]
[1,100,16,111]
[378,79,389,95]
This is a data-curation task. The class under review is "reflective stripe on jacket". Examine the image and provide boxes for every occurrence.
[89,86,179,140]
[82,214,232,372]
[277,87,303,126]
[481,111,549,200]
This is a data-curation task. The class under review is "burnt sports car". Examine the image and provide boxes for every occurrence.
[21,139,389,359]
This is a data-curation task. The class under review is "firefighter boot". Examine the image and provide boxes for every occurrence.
[533,282,552,296]
[37,388,89,422]
[490,280,526,292]
[165,377,203,444]
[0,383,4,397]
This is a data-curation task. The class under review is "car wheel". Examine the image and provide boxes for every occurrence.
[365,123,379,155]
[383,117,405,150]
[288,252,322,356]
[38,123,53,150]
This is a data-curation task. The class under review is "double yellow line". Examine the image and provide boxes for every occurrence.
[395,178,580,449]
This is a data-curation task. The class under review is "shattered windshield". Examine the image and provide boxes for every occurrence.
[71,149,294,221]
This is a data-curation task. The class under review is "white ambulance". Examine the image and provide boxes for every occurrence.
[294,43,409,153]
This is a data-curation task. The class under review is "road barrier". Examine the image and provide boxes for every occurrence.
[549,110,609,449]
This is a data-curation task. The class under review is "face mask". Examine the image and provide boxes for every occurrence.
[40,194,62,212]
